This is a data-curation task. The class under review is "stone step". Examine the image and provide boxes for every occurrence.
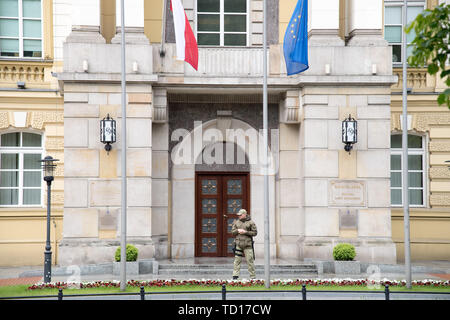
[157,269,318,275]
[155,264,318,275]
[158,264,317,270]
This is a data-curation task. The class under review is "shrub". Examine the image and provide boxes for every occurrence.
[115,244,139,262]
[333,243,356,261]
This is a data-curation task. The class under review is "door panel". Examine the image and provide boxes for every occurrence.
[197,175,222,257]
[196,173,249,257]
[222,175,248,257]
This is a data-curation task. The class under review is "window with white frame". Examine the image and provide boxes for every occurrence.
[0,0,43,58]
[384,0,425,64]
[390,134,426,207]
[196,0,248,46]
[0,132,43,206]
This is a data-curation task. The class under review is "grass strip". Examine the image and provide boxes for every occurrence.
[1,283,449,298]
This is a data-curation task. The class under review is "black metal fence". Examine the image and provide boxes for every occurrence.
[1,284,450,300]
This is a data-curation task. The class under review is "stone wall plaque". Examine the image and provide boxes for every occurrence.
[339,209,358,230]
[98,208,118,230]
[329,180,366,207]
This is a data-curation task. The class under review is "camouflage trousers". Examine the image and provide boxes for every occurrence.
[232,246,255,279]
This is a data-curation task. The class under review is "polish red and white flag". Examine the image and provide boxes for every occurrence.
[170,0,198,70]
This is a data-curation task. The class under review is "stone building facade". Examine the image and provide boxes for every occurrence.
[0,0,64,266]
[388,0,450,262]
[55,0,401,266]
[3,0,449,267]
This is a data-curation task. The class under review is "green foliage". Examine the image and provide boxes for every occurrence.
[406,4,450,108]
[333,243,356,261]
[115,244,138,262]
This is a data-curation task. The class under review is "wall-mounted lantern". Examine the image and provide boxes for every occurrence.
[342,114,357,153]
[100,114,116,153]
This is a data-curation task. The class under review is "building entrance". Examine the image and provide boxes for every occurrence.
[195,173,249,257]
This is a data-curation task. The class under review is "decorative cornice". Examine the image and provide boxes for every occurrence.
[0,111,63,132]
[30,111,63,130]
[415,113,450,132]
[391,112,450,132]
[430,167,450,179]
[167,93,280,104]
[153,88,167,123]
[391,113,400,131]
[430,193,450,207]
[0,62,49,84]
[0,111,10,129]
[429,140,450,152]
[392,68,431,92]
[280,90,301,124]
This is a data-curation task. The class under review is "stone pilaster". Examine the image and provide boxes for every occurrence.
[308,0,344,46]
[152,114,170,258]
[112,0,149,44]
[277,119,302,259]
[66,0,105,43]
[346,0,387,46]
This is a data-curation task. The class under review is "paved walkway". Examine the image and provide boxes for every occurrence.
[0,259,449,287]
[0,276,42,287]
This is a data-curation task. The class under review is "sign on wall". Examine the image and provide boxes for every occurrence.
[329,180,366,207]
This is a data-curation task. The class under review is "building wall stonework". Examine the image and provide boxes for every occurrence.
[55,0,401,265]
[299,88,396,264]
[0,0,64,267]
[57,29,156,265]
[0,104,64,267]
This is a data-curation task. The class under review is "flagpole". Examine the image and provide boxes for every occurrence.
[402,0,411,289]
[263,0,270,289]
[160,0,167,58]
[120,0,128,292]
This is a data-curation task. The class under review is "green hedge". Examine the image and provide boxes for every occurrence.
[115,244,139,262]
[333,243,356,261]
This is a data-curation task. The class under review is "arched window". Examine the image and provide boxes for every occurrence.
[390,133,426,207]
[0,132,43,206]
[196,0,248,46]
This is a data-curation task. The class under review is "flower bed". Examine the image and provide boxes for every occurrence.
[27,278,450,290]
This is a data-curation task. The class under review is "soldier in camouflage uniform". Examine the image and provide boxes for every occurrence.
[231,209,257,279]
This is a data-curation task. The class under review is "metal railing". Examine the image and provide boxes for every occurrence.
[1,284,450,300]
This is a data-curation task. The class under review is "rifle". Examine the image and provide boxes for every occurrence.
[251,238,255,260]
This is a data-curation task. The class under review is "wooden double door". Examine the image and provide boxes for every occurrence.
[195,173,250,257]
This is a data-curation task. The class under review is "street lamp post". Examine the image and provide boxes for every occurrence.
[40,156,58,283]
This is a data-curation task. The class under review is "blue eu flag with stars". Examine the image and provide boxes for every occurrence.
[283,0,309,76]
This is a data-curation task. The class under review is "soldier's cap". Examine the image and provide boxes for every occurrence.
[237,209,247,216]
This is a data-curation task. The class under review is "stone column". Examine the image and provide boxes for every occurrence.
[300,93,340,261]
[66,0,105,43]
[117,89,154,259]
[308,0,343,46]
[346,0,386,46]
[278,91,302,258]
[151,88,170,258]
[112,0,149,44]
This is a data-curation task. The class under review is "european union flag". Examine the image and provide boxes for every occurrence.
[283,0,309,76]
